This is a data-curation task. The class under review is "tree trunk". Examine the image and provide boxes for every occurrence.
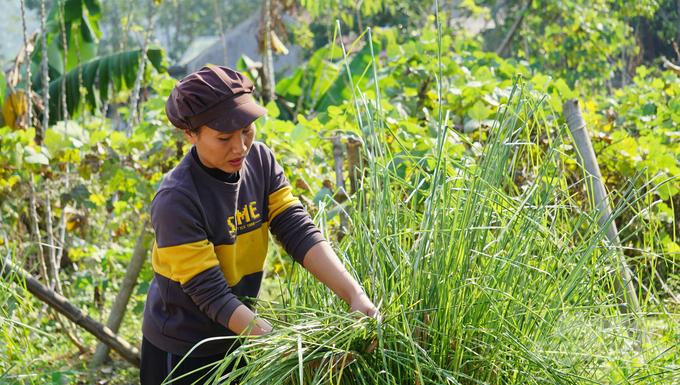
[1,255,141,367]
[495,0,533,57]
[563,99,649,343]
[92,220,151,366]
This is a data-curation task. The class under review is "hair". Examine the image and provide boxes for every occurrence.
[183,125,204,138]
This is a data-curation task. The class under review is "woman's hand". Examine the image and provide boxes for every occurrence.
[228,304,273,336]
[303,242,379,316]
[350,291,379,318]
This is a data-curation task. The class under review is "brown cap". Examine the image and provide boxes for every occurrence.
[165,66,268,133]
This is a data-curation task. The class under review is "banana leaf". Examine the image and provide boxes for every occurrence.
[44,49,166,125]
[29,0,102,87]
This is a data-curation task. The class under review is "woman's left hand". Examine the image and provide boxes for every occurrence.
[350,291,379,318]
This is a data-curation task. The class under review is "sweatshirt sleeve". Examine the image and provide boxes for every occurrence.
[150,189,243,328]
[264,147,326,266]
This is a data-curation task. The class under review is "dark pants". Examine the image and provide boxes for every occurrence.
[140,337,244,385]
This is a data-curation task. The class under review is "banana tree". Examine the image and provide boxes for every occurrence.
[29,0,103,88]
[46,48,166,125]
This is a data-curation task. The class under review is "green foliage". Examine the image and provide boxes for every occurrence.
[209,73,679,385]
[45,48,167,124]
[581,66,680,256]
[2,2,680,383]
[29,0,103,86]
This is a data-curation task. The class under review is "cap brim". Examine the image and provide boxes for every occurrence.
[203,100,268,133]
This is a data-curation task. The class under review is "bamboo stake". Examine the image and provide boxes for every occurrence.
[57,0,70,290]
[563,99,649,343]
[59,0,69,123]
[127,3,156,136]
[263,0,276,103]
[39,0,49,140]
[213,0,228,66]
[20,0,33,131]
[73,24,87,127]
[28,178,49,286]
[92,220,151,366]
[44,190,62,294]
[0,255,141,367]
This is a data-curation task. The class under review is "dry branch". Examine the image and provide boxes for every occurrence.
[1,255,141,367]
[661,56,680,76]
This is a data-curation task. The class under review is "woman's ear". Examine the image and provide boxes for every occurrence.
[183,129,198,145]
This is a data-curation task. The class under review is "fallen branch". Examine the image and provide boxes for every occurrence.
[1,254,141,367]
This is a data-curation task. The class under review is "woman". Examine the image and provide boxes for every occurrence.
[140,66,378,384]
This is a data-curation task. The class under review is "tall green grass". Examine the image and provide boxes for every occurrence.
[1,244,58,384]
[174,12,678,385]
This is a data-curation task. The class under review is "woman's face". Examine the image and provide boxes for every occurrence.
[184,123,256,173]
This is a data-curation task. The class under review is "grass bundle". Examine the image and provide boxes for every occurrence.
[189,20,677,385]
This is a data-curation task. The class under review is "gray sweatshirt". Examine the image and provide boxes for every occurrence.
[142,142,325,356]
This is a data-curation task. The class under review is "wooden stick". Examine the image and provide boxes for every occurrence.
[563,99,649,343]
[92,220,150,366]
[331,135,348,236]
[1,254,141,367]
[345,137,362,196]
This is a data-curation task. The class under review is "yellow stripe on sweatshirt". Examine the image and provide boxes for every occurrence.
[268,186,299,223]
[153,240,219,285]
[214,226,269,286]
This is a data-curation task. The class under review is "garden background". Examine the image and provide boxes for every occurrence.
[1,0,679,383]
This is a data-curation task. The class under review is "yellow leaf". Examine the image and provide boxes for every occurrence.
[89,193,106,207]
[271,31,289,55]
[7,175,21,188]
[1,90,27,131]
[585,100,597,113]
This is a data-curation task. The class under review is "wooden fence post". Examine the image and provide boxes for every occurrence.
[346,137,362,196]
[563,99,649,342]
[332,135,349,237]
